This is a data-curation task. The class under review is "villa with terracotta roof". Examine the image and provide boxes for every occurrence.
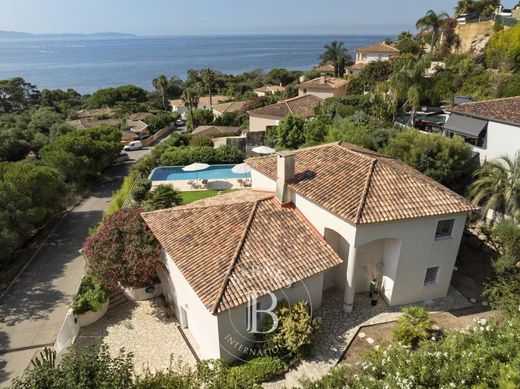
[444,96,520,162]
[247,94,322,133]
[142,142,476,362]
[253,84,287,97]
[169,95,228,117]
[347,42,399,75]
[297,76,348,99]
[212,100,250,117]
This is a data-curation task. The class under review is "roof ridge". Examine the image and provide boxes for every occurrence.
[453,95,520,107]
[355,159,377,224]
[141,198,257,216]
[210,200,260,315]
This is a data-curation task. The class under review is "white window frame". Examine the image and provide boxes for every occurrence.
[424,266,440,286]
[435,219,455,240]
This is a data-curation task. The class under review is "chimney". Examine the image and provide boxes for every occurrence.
[320,76,326,84]
[299,75,306,83]
[276,151,295,205]
[279,82,283,87]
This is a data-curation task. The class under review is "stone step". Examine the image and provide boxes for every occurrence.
[108,290,129,310]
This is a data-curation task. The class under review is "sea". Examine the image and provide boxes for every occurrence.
[0,35,388,94]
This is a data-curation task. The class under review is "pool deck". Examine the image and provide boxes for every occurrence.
[151,178,249,192]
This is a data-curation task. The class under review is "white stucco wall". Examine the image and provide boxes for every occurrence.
[356,53,396,63]
[251,169,468,306]
[159,253,221,360]
[355,213,468,305]
[216,273,324,362]
[249,114,281,132]
[298,85,347,99]
[474,121,520,163]
[250,170,277,192]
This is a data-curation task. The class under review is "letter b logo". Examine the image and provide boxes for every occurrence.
[246,292,278,334]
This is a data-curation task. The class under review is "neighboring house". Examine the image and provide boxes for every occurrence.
[212,101,250,117]
[297,76,348,99]
[513,4,520,20]
[67,111,152,144]
[347,42,399,75]
[443,96,520,162]
[169,95,228,117]
[192,125,241,137]
[314,63,336,76]
[142,142,475,362]
[253,84,287,97]
[247,94,322,133]
[76,107,114,119]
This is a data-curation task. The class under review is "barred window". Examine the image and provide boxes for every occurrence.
[424,266,440,286]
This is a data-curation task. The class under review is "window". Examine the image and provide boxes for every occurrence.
[435,219,454,239]
[246,299,261,330]
[424,266,440,286]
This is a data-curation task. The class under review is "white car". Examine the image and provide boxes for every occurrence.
[124,140,143,151]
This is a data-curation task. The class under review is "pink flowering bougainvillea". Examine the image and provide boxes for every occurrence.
[83,207,161,289]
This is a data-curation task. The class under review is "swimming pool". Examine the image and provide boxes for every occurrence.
[149,164,249,181]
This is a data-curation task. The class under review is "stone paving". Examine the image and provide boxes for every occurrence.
[74,299,197,375]
[264,287,472,388]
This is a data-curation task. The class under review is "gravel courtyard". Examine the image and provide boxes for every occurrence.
[74,298,198,375]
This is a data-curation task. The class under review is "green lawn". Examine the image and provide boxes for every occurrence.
[180,189,236,205]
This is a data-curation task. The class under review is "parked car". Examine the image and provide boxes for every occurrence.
[124,140,143,151]
[114,152,130,165]
[175,119,186,127]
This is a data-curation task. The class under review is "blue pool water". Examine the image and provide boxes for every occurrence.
[149,164,249,181]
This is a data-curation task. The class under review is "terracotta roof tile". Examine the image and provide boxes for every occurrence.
[212,100,250,114]
[192,125,241,137]
[248,94,322,119]
[356,42,399,53]
[254,85,287,94]
[247,143,477,224]
[298,76,348,90]
[446,96,520,127]
[141,190,342,314]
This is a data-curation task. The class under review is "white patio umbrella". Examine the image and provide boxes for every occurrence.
[231,163,251,174]
[252,146,276,154]
[182,162,210,180]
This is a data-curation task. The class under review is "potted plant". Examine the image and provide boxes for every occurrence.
[362,260,384,306]
[83,208,162,301]
[72,275,109,327]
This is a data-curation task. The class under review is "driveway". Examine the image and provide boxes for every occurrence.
[0,137,168,387]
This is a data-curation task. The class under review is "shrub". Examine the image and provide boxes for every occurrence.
[72,275,109,314]
[105,175,136,217]
[226,357,283,387]
[392,306,434,347]
[306,316,520,389]
[83,207,161,289]
[132,179,152,203]
[190,135,214,147]
[262,300,320,358]
[10,343,134,389]
[143,185,182,211]
[382,128,475,192]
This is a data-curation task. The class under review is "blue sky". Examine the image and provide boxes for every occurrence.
[0,0,518,35]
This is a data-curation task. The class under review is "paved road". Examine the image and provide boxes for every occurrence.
[0,141,166,386]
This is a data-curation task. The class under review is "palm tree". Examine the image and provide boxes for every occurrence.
[407,86,420,126]
[397,31,414,42]
[319,41,352,77]
[152,75,169,111]
[469,152,520,223]
[416,10,450,50]
[201,68,217,107]
[181,87,199,131]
